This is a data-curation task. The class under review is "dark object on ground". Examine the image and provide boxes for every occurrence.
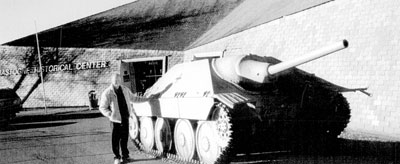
[88,90,98,110]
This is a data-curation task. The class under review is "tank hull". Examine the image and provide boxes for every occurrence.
[129,57,350,163]
[129,40,350,163]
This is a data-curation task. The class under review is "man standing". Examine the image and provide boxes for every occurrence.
[99,73,135,164]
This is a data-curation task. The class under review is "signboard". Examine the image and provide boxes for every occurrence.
[0,61,110,76]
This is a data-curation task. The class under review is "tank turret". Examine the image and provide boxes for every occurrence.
[128,40,350,164]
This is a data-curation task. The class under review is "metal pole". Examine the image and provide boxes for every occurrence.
[34,21,47,114]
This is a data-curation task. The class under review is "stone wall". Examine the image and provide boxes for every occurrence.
[0,46,183,108]
[185,0,400,139]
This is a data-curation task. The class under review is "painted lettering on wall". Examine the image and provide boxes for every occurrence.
[0,61,110,76]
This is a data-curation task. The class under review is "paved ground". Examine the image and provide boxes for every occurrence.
[0,107,398,164]
[0,108,162,164]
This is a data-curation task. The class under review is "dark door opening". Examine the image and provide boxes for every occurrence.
[132,60,163,95]
[120,58,166,96]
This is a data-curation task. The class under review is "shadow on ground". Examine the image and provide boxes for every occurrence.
[125,158,159,163]
[12,110,103,124]
[3,122,76,131]
[335,139,398,161]
[232,138,399,164]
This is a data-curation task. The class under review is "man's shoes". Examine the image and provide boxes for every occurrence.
[113,158,121,164]
[121,157,134,163]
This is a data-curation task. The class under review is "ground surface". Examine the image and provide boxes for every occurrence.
[0,108,161,164]
[0,108,398,164]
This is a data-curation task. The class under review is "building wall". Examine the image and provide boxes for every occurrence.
[0,46,183,108]
[185,0,400,139]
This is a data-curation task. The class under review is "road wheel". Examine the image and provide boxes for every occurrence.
[196,121,220,164]
[140,117,154,151]
[174,119,196,160]
[129,113,139,140]
[154,117,172,153]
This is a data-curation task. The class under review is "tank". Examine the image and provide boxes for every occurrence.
[128,40,350,164]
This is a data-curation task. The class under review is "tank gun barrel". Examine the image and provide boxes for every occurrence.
[268,40,348,75]
[236,40,348,83]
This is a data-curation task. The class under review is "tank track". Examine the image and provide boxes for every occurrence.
[130,102,236,164]
[132,139,202,164]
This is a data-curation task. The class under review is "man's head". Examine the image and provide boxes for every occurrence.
[111,73,122,88]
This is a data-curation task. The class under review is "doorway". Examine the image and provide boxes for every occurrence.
[120,57,167,96]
